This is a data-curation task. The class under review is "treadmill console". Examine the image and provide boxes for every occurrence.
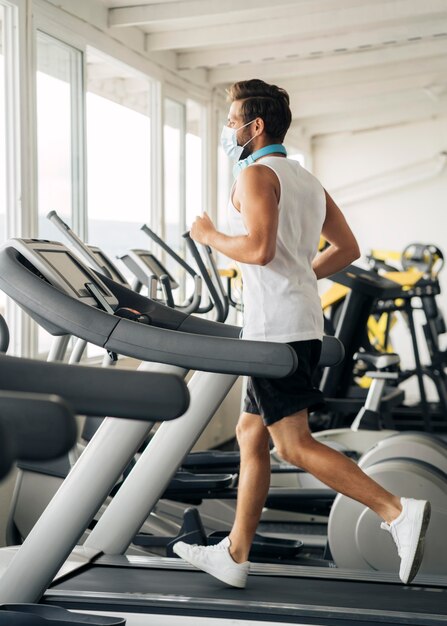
[86,245,128,286]
[5,239,119,310]
[122,249,179,289]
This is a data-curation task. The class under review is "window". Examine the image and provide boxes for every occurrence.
[185,99,205,300]
[0,2,22,355]
[36,32,83,239]
[185,99,203,229]
[217,145,232,233]
[163,97,185,283]
[163,97,206,297]
[0,3,8,338]
[35,32,83,356]
[0,5,7,268]
[86,49,152,280]
[217,109,233,265]
[84,51,152,358]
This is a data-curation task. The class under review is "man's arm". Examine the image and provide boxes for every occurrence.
[190,165,279,265]
[312,190,361,280]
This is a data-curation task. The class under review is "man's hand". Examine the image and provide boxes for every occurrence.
[190,212,217,246]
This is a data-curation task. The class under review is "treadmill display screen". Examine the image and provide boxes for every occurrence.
[38,250,108,298]
[91,251,124,283]
[140,254,175,283]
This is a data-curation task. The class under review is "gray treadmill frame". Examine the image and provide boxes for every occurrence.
[0,238,297,604]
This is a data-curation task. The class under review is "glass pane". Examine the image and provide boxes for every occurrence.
[186,99,203,229]
[163,98,184,283]
[217,145,232,233]
[36,32,80,239]
[184,100,204,301]
[216,110,235,315]
[86,49,152,284]
[86,51,152,358]
[0,5,6,320]
[217,106,233,268]
[36,33,82,356]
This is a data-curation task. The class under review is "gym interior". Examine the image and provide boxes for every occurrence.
[0,1,446,625]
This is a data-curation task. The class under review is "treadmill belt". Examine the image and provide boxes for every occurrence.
[50,564,447,624]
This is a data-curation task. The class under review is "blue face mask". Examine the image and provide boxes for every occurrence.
[220,119,256,160]
[232,144,288,178]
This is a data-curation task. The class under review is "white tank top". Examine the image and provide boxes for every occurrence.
[227,157,326,342]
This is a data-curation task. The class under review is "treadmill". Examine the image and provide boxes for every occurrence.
[43,215,329,527]
[0,238,446,626]
[0,342,188,626]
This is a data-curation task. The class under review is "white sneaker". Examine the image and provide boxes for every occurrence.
[381,497,431,584]
[172,536,250,588]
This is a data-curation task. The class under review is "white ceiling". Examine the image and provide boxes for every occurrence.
[100,0,447,137]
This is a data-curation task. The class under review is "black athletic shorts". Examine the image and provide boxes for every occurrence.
[243,339,325,426]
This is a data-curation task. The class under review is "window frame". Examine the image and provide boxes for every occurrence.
[6,0,213,358]
[33,30,85,357]
[35,30,86,237]
[1,0,30,355]
[162,87,212,298]
[163,92,187,241]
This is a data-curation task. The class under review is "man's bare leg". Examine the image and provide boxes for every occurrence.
[228,411,271,564]
[268,409,402,523]
[228,408,402,564]
[174,406,424,586]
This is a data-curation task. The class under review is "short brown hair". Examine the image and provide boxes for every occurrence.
[227,79,292,143]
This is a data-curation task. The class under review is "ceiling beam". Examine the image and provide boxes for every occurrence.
[208,37,447,85]
[292,73,447,117]
[145,0,447,51]
[289,75,446,119]
[109,0,390,32]
[109,0,297,28]
[297,97,447,136]
[279,55,447,96]
[178,18,447,69]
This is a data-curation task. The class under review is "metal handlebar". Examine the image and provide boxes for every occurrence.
[47,211,113,278]
[141,224,197,278]
[182,231,227,322]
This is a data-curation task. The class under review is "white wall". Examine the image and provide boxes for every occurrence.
[313,116,447,275]
[313,115,447,402]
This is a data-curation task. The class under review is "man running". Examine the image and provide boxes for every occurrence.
[174,79,430,588]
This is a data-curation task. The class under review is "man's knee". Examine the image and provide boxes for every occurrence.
[272,431,315,467]
[236,413,269,452]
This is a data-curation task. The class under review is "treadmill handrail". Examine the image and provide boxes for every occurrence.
[139,228,206,314]
[47,210,129,286]
[47,211,110,277]
[0,391,77,479]
[183,231,227,322]
[202,243,230,317]
[0,352,189,420]
[0,244,297,379]
[141,223,196,278]
[175,274,202,315]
